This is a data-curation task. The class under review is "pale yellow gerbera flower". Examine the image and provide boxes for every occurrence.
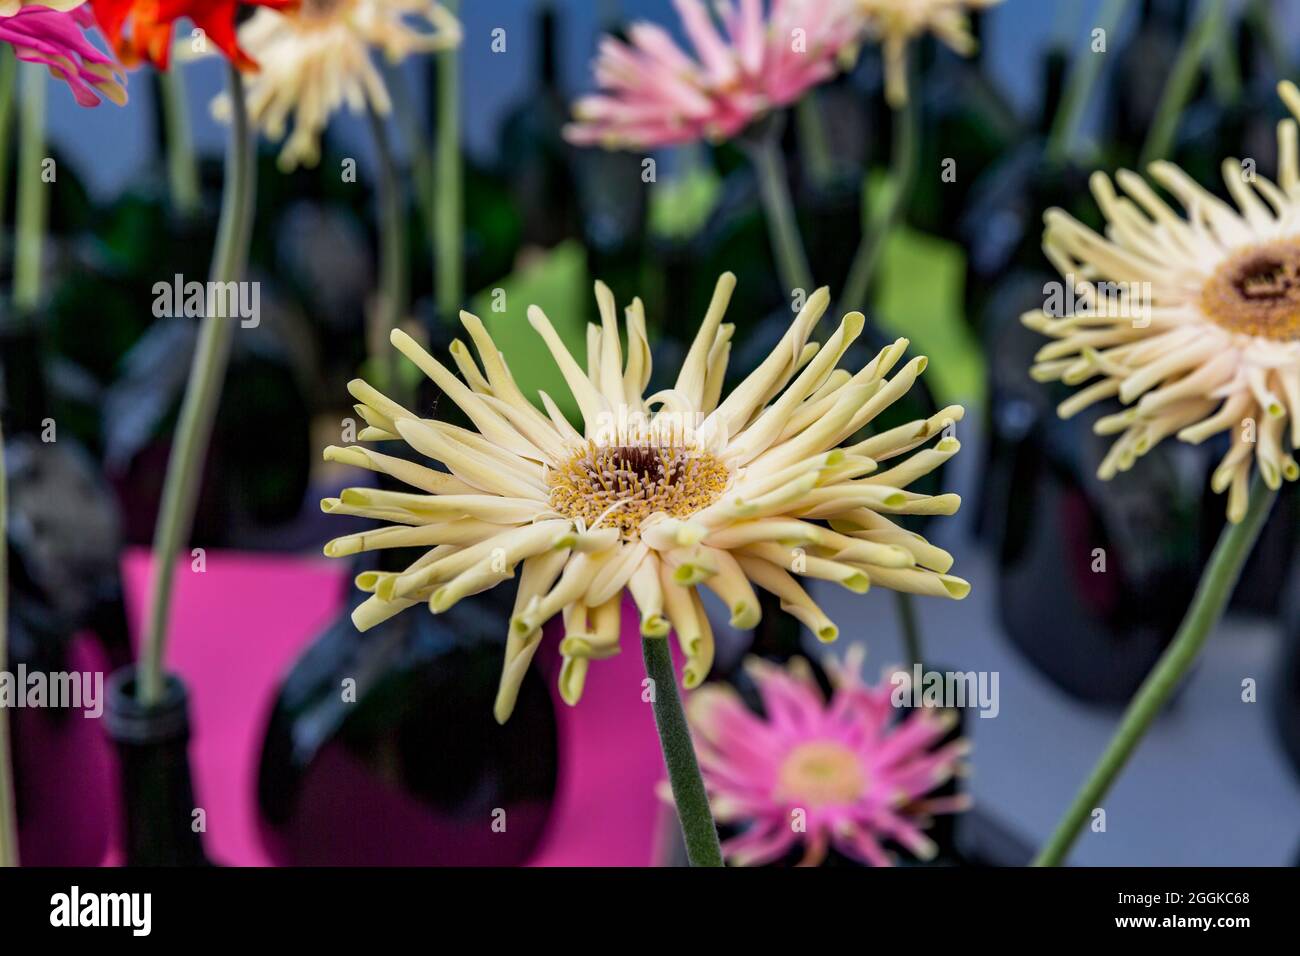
[211,0,460,170]
[1023,96,1300,523]
[322,275,969,722]
[857,0,1001,107]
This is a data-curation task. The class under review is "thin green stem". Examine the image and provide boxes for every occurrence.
[0,422,18,866]
[1207,0,1240,104]
[366,103,406,403]
[642,636,723,867]
[13,62,46,314]
[841,79,918,315]
[385,63,436,250]
[158,66,202,220]
[0,48,17,259]
[1046,0,1130,165]
[747,129,813,298]
[1034,476,1277,866]
[795,94,834,191]
[138,63,256,705]
[434,0,463,321]
[840,77,925,668]
[1138,0,1224,168]
[1246,0,1288,79]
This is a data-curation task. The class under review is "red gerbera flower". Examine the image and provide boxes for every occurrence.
[90,0,296,70]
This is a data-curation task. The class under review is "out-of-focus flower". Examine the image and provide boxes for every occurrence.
[0,3,126,106]
[857,0,1001,107]
[322,273,968,722]
[565,0,862,150]
[208,0,460,170]
[685,649,970,866]
[1023,94,1300,523]
[90,0,298,70]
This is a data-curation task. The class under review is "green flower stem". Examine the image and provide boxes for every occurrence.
[1034,475,1277,867]
[385,63,436,251]
[138,64,256,706]
[894,591,922,669]
[158,66,202,220]
[795,94,834,191]
[434,0,463,321]
[0,423,18,866]
[1138,0,1224,168]
[13,62,46,315]
[0,48,17,255]
[642,635,723,867]
[1046,0,1130,165]
[840,73,925,669]
[746,129,813,298]
[366,102,407,403]
[841,72,918,316]
[1246,0,1288,78]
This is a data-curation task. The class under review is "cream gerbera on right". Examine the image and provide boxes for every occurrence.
[1023,88,1300,523]
[322,274,969,723]
[212,0,460,169]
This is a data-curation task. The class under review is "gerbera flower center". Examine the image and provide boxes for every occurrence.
[776,740,867,808]
[548,441,729,540]
[298,0,354,25]
[1200,239,1300,341]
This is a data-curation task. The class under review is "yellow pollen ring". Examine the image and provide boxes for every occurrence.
[1200,239,1300,341]
[548,441,729,540]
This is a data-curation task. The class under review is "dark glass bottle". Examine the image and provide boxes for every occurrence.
[103,669,211,866]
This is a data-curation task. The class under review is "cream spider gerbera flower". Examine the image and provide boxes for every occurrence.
[1023,97,1300,523]
[211,0,460,170]
[322,274,969,723]
[857,0,1001,107]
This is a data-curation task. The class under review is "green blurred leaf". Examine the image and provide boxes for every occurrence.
[648,162,722,241]
[870,216,984,407]
[469,239,589,424]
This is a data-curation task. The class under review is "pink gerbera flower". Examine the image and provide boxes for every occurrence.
[686,649,970,866]
[565,0,861,150]
[0,2,126,107]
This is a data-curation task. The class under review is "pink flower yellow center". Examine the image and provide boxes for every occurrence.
[1200,238,1300,342]
[548,441,729,540]
[775,740,867,808]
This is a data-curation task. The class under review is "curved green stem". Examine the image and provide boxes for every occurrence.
[0,422,17,866]
[642,636,723,867]
[1138,0,1224,167]
[13,62,46,315]
[1034,476,1277,866]
[746,128,813,298]
[434,0,463,321]
[0,49,17,259]
[158,67,201,219]
[1046,0,1130,165]
[138,63,256,705]
[366,103,406,403]
[841,77,918,315]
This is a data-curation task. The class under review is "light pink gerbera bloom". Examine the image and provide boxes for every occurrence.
[0,3,126,107]
[565,0,861,150]
[686,649,970,866]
